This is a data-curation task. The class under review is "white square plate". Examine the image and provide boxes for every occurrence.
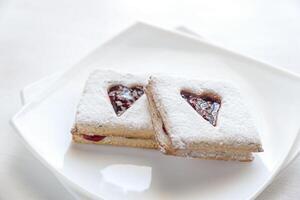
[20,27,300,174]
[12,22,300,200]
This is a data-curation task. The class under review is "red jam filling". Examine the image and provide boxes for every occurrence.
[162,124,168,135]
[181,91,221,126]
[82,134,106,142]
[108,85,144,116]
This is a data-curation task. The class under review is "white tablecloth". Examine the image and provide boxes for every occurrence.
[1,0,300,199]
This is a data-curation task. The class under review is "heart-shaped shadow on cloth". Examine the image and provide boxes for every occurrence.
[181,91,221,126]
[108,85,144,116]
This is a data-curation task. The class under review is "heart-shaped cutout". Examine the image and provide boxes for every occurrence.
[108,85,144,116]
[181,91,221,126]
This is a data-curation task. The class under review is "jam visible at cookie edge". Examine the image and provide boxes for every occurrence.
[181,90,221,126]
[83,134,106,142]
[162,124,168,135]
[108,85,144,116]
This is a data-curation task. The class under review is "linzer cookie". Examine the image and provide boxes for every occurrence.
[146,75,263,161]
[71,70,157,149]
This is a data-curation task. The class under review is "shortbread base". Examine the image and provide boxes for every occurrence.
[72,134,158,149]
[73,135,252,161]
[72,124,154,140]
[173,150,253,162]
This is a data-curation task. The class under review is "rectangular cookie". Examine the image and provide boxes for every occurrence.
[146,75,263,161]
[71,70,157,149]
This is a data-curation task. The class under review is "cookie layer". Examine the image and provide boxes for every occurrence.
[72,70,154,139]
[73,134,252,161]
[73,134,158,149]
[146,75,263,161]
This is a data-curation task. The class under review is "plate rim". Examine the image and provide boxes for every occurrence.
[11,21,300,200]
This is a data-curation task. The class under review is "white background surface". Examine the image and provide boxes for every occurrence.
[0,0,300,199]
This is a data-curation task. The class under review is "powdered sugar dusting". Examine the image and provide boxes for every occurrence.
[74,70,154,138]
[149,75,263,151]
